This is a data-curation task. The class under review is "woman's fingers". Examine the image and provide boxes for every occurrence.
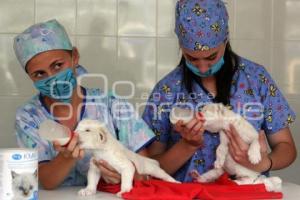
[228,124,248,152]
[185,118,204,138]
[175,120,185,133]
[191,121,203,135]
[53,141,70,158]
[191,129,204,144]
[228,141,239,160]
[228,142,234,158]
[98,160,118,172]
[67,133,78,152]
[97,163,118,177]
[226,128,242,155]
[79,149,85,159]
[174,117,205,147]
[102,176,121,184]
[195,112,205,122]
[72,146,80,158]
[53,134,84,160]
[95,160,121,183]
[53,140,63,151]
[258,130,268,153]
[185,118,198,130]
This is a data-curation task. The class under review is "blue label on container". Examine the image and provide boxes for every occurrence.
[12,154,22,160]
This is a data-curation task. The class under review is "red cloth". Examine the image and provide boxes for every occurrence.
[97,173,283,200]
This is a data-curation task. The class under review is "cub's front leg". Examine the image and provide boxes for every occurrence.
[214,130,229,168]
[78,158,101,196]
[116,161,135,197]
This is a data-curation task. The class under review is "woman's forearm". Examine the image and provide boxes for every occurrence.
[269,141,297,170]
[39,153,77,189]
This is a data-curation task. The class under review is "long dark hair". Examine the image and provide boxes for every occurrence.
[181,42,239,105]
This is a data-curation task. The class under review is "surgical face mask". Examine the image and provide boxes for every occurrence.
[34,68,77,103]
[185,56,224,77]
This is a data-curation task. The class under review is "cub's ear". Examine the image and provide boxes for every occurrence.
[217,103,225,116]
[11,171,18,179]
[34,169,38,178]
[97,127,107,143]
[217,103,225,109]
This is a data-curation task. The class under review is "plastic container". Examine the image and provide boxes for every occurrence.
[0,148,38,200]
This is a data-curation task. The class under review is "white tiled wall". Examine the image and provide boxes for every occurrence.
[0,0,299,184]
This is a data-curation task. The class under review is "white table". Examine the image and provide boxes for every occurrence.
[281,182,300,199]
[40,187,120,200]
[40,182,300,199]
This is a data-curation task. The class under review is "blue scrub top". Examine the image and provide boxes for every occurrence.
[15,88,156,186]
[142,56,296,182]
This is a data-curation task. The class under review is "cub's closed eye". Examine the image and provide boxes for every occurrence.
[85,129,90,132]
[206,56,216,61]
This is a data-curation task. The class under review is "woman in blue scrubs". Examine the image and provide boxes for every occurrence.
[143,0,297,182]
[14,19,155,189]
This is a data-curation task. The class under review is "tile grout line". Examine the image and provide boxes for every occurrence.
[75,0,78,46]
[34,0,37,23]
[116,0,119,65]
[269,0,274,75]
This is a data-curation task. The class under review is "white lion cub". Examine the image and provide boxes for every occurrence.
[170,103,282,192]
[199,103,281,192]
[76,119,178,197]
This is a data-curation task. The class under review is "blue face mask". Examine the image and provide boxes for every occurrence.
[34,68,77,103]
[185,56,224,77]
